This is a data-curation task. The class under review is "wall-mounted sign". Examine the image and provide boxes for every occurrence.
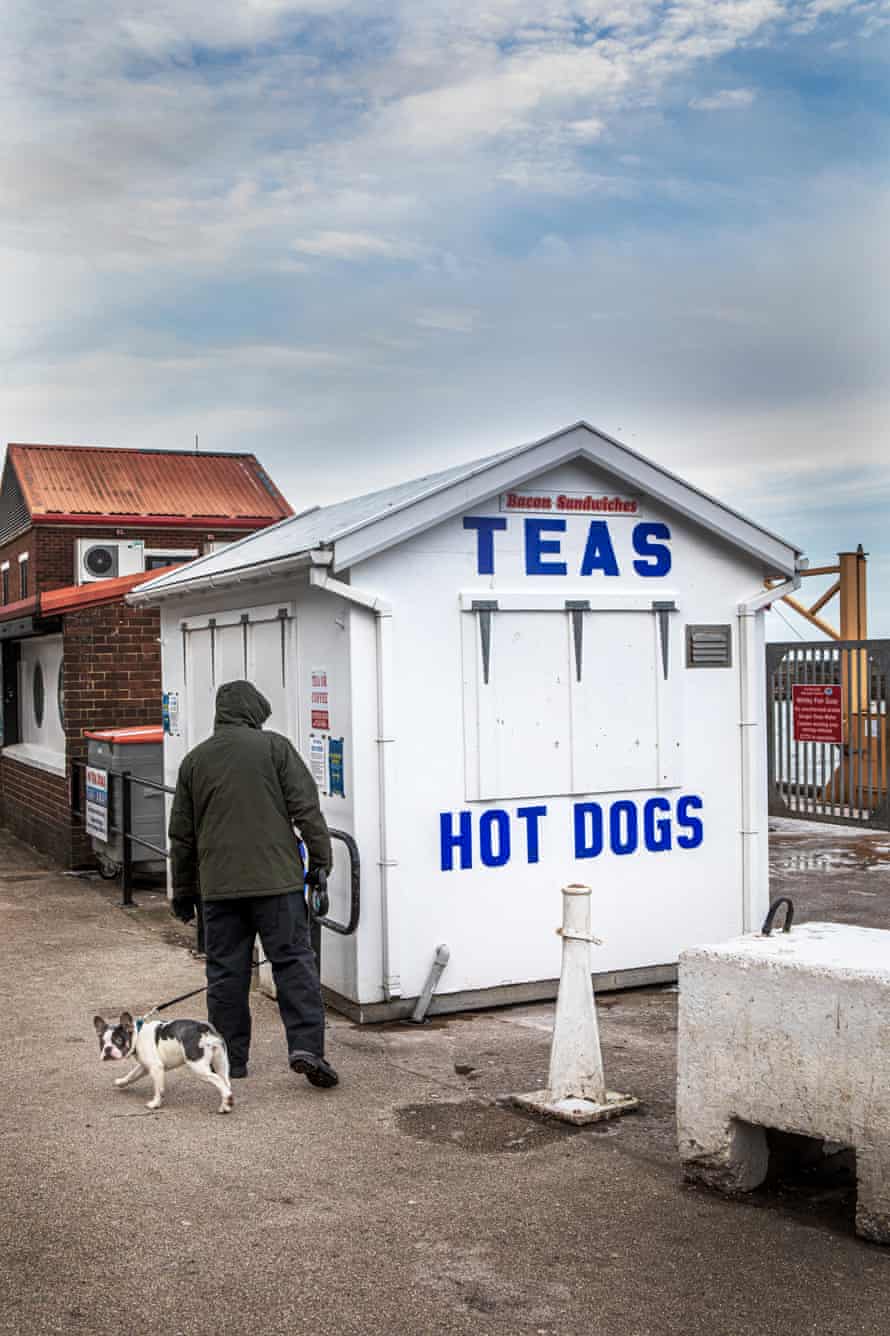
[500,491,639,515]
[309,734,327,794]
[310,668,329,731]
[328,737,345,798]
[162,690,181,736]
[792,684,843,744]
[85,766,109,841]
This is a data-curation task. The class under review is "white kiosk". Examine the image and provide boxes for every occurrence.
[131,422,804,1020]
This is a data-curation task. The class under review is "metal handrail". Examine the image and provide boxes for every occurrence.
[313,828,360,936]
[69,759,360,943]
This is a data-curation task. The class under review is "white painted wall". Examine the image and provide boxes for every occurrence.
[159,580,380,1002]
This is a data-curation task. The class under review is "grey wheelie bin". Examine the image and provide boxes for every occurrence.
[84,726,166,879]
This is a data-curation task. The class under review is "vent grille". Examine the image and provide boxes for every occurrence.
[686,624,732,669]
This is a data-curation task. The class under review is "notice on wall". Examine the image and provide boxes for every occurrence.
[328,737,345,798]
[792,684,843,744]
[162,690,181,737]
[310,668,329,731]
[309,734,328,794]
[85,766,109,841]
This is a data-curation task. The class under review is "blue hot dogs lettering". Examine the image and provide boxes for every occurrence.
[439,795,704,871]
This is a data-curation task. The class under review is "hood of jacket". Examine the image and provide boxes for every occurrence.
[214,680,272,731]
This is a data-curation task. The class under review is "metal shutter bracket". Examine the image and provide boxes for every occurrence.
[565,600,590,682]
[652,601,677,680]
[471,600,498,686]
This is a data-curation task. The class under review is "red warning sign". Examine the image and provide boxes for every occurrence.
[792,684,843,744]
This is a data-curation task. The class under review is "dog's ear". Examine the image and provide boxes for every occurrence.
[93,1015,106,1035]
[119,1011,134,1031]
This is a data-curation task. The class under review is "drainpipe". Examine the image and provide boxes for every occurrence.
[737,568,803,931]
[309,566,401,999]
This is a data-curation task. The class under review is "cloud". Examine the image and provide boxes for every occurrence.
[1,0,887,627]
[291,231,418,260]
[415,308,480,333]
[689,87,757,109]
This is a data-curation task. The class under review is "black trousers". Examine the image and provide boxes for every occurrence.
[202,892,325,1066]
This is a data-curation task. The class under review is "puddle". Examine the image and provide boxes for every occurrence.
[773,847,890,874]
[395,1099,585,1153]
[372,1012,482,1033]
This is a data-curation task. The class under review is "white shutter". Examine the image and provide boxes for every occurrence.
[462,593,682,800]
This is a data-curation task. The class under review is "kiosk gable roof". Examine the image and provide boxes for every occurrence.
[132,422,803,601]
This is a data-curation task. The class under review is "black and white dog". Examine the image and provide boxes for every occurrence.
[94,1012,233,1115]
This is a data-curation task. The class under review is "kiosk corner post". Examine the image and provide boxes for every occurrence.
[512,884,639,1125]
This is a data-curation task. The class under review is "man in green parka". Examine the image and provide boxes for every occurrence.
[168,679,338,1088]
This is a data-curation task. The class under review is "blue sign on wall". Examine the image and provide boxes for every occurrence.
[328,737,345,798]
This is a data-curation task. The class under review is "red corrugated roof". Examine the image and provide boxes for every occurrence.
[0,594,39,623]
[7,444,293,527]
[0,566,181,624]
[38,566,181,617]
[83,726,164,744]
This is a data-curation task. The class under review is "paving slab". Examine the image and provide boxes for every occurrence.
[2,819,890,1335]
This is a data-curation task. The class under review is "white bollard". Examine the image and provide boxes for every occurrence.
[513,884,639,1125]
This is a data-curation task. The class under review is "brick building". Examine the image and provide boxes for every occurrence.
[0,444,293,864]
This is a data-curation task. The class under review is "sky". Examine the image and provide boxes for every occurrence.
[1,0,888,635]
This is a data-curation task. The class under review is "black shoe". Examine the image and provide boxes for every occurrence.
[229,1064,248,1079]
[288,1050,339,1088]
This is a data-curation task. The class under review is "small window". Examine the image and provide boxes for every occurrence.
[33,662,45,729]
[145,549,198,572]
[1,569,8,605]
[19,559,29,600]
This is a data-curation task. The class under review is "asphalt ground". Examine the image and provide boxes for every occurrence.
[2,817,890,1335]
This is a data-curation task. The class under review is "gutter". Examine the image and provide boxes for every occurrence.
[31,513,283,531]
[127,549,332,607]
[309,566,401,1000]
[736,565,804,931]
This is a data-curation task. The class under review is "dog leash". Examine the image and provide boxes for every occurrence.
[138,955,270,1029]
[137,876,330,1029]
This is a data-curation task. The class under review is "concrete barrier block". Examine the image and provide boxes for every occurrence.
[677,922,890,1243]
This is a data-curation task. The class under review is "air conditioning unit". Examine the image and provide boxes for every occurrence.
[76,539,145,584]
